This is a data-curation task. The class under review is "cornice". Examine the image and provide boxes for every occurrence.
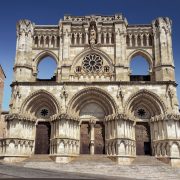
[10,80,178,87]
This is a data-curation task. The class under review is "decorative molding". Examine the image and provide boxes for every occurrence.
[124,89,167,114]
[151,113,180,122]
[20,89,61,114]
[5,113,36,122]
[105,113,135,122]
[50,113,79,122]
[67,87,118,114]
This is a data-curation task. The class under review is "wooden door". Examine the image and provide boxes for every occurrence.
[80,122,90,154]
[135,122,151,155]
[94,122,105,154]
[35,122,51,154]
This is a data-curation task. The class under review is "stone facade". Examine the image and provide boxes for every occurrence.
[0,65,5,117]
[0,111,8,139]
[0,14,180,167]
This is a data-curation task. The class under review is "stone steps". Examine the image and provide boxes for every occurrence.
[132,155,168,166]
[16,155,180,180]
[70,155,115,164]
[22,154,53,162]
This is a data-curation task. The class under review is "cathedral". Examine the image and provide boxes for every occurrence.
[0,14,180,167]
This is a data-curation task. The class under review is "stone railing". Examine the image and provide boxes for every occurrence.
[126,26,153,47]
[69,73,115,82]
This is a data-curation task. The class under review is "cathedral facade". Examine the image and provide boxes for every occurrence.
[0,14,180,167]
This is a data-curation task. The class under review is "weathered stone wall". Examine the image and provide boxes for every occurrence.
[1,14,180,166]
[0,66,5,116]
[0,111,8,139]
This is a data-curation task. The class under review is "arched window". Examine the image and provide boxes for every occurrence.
[37,56,57,81]
[130,55,150,81]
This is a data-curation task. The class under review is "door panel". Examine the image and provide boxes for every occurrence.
[80,122,90,154]
[94,122,105,154]
[135,122,151,155]
[35,122,51,154]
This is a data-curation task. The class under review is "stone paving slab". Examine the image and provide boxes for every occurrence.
[18,161,180,180]
[1,156,180,180]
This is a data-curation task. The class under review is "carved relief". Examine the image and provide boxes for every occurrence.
[89,25,97,46]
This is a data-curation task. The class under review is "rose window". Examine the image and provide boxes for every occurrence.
[137,108,146,117]
[40,108,49,117]
[82,54,103,73]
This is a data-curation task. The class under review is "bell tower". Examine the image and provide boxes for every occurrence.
[14,19,34,82]
[152,17,175,81]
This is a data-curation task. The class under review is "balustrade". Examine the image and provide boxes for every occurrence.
[33,35,59,48]
[126,33,152,47]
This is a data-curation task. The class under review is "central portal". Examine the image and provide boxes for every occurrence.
[135,122,151,155]
[79,102,106,155]
[80,121,105,154]
[35,122,51,154]
[94,122,105,154]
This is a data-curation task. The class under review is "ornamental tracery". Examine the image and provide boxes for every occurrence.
[82,54,103,73]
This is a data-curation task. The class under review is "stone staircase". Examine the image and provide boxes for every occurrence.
[132,155,168,166]
[70,155,115,165]
[9,155,180,180]
[22,154,53,162]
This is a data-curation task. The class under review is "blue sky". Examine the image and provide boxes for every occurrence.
[0,0,180,110]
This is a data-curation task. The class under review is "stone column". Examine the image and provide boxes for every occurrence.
[140,34,144,46]
[38,35,41,47]
[129,34,132,47]
[103,32,107,44]
[85,32,88,44]
[108,33,112,44]
[145,33,149,46]
[98,32,101,44]
[43,35,46,48]
[79,33,82,44]
[74,33,77,45]
[90,119,96,155]
[49,35,52,48]
[134,34,138,47]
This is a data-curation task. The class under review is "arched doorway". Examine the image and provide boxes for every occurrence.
[79,102,105,154]
[35,121,51,154]
[20,90,60,155]
[125,90,166,156]
[68,87,117,155]
[135,122,151,155]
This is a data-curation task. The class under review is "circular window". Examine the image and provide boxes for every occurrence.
[137,108,146,117]
[82,54,103,73]
[40,108,49,117]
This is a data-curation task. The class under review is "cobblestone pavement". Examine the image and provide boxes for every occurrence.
[1,156,180,179]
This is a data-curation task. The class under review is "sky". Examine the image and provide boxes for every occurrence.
[0,0,180,111]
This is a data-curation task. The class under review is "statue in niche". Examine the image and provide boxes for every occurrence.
[117,85,124,112]
[60,84,68,113]
[166,85,175,110]
[89,25,97,46]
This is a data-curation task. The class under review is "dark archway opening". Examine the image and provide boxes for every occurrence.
[35,122,51,154]
[135,122,152,155]
[80,121,105,155]
[94,122,105,154]
[80,122,90,154]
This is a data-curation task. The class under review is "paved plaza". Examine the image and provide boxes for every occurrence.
[0,155,180,179]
